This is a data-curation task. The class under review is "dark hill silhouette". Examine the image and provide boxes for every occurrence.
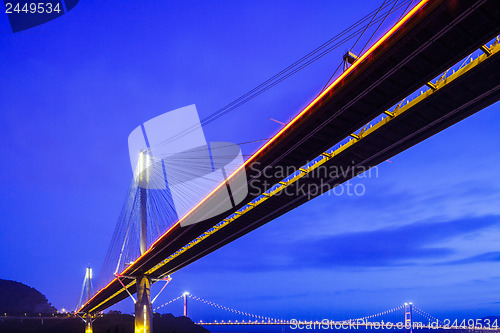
[0,279,56,316]
[0,278,209,332]
[0,312,210,333]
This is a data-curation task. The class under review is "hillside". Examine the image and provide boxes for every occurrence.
[0,279,56,316]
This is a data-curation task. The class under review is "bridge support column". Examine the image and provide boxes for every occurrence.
[135,275,153,333]
[84,314,93,333]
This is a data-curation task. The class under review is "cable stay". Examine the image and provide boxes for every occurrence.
[93,0,418,293]
[153,0,417,149]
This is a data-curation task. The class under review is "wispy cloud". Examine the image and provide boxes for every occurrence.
[193,215,500,272]
[291,215,499,268]
[440,251,500,266]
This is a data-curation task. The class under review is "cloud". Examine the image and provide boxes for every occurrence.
[441,251,500,266]
[291,215,499,268]
[194,215,500,272]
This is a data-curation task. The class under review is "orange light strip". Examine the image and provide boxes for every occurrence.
[78,0,428,313]
[172,0,429,229]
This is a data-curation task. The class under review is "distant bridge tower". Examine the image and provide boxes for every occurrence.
[183,292,189,317]
[135,150,153,333]
[405,302,413,333]
[76,267,94,333]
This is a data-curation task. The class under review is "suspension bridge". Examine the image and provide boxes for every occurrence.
[74,0,500,332]
[150,293,500,331]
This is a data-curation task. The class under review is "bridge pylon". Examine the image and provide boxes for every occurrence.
[76,267,94,333]
[113,151,170,333]
[183,292,189,317]
[135,150,153,333]
[405,302,413,333]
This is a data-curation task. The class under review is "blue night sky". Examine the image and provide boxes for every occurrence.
[1,0,499,326]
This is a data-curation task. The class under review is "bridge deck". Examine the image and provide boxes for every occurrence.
[147,36,500,280]
[167,36,500,277]
[78,0,500,314]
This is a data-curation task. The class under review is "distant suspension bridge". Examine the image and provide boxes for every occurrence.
[154,293,500,331]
